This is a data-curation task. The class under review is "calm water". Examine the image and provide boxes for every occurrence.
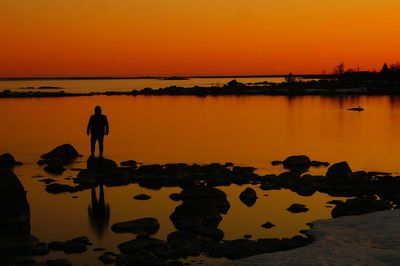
[0,77,284,93]
[2,95,400,264]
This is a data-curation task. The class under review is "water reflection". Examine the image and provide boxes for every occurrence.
[88,184,110,239]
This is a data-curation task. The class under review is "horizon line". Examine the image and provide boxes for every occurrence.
[0,74,332,81]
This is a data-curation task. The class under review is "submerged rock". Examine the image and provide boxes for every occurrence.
[287,203,309,213]
[169,193,181,201]
[261,222,276,229]
[180,185,227,200]
[133,194,151,200]
[326,161,352,178]
[271,160,283,166]
[111,217,160,235]
[120,160,137,167]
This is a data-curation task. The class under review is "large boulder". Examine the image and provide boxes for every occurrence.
[283,155,311,171]
[0,166,37,254]
[331,197,391,218]
[0,166,30,227]
[326,161,352,178]
[0,153,22,168]
[111,218,160,235]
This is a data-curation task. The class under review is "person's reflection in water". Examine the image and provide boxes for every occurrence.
[86,106,109,158]
[88,184,110,239]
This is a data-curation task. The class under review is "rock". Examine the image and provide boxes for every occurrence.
[287,203,309,213]
[169,193,181,201]
[98,254,115,264]
[0,153,22,167]
[40,144,80,165]
[275,171,300,187]
[271,160,283,166]
[45,183,81,194]
[48,241,65,251]
[38,178,56,184]
[326,161,352,178]
[43,163,66,175]
[46,259,72,266]
[225,162,234,167]
[259,183,281,190]
[261,222,275,229]
[93,247,106,251]
[180,185,227,200]
[331,197,391,218]
[138,164,163,175]
[243,234,252,239]
[31,242,49,255]
[63,236,90,253]
[196,227,224,241]
[111,217,160,235]
[167,231,199,243]
[87,157,117,170]
[310,161,330,167]
[133,194,151,200]
[239,187,257,207]
[118,237,167,254]
[232,166,255,175]
[0,166,30,235]
[283,155,311,171]
[290,178,316,196]
[326,200,344,205]
[120,160,137,167]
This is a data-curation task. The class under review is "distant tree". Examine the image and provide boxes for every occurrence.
[285,72,299,83]
[333,63,345,75]
[389,63,400,72]
[380,63,390,74]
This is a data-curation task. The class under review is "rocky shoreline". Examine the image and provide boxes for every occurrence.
[2,144,400,265]
[217,209,400,265]
[2,79,400,98]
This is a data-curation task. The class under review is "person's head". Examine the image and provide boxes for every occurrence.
[94,106,102,115]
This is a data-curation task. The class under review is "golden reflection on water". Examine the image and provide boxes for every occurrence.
[1,95,400,264]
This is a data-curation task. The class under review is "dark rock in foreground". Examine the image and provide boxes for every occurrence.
[331,197,391,218]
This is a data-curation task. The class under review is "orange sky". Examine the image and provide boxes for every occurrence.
[1,0,399,77]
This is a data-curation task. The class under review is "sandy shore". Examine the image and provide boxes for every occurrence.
[216,209,400,265]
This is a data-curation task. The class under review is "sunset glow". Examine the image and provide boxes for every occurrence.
[1,0,400,77]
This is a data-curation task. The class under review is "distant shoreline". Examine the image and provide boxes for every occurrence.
[0,74,328,81]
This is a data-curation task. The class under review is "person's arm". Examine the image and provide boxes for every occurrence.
[86,116,92,135]
[105,116,109,135]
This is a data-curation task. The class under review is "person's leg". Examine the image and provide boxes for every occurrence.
[90,134,96,157]
[98,134,104,158]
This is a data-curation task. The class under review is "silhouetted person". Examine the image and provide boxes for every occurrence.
[86,106,109,158]
[88,184,110,239]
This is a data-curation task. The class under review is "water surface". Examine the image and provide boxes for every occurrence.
[2,95,400,264]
